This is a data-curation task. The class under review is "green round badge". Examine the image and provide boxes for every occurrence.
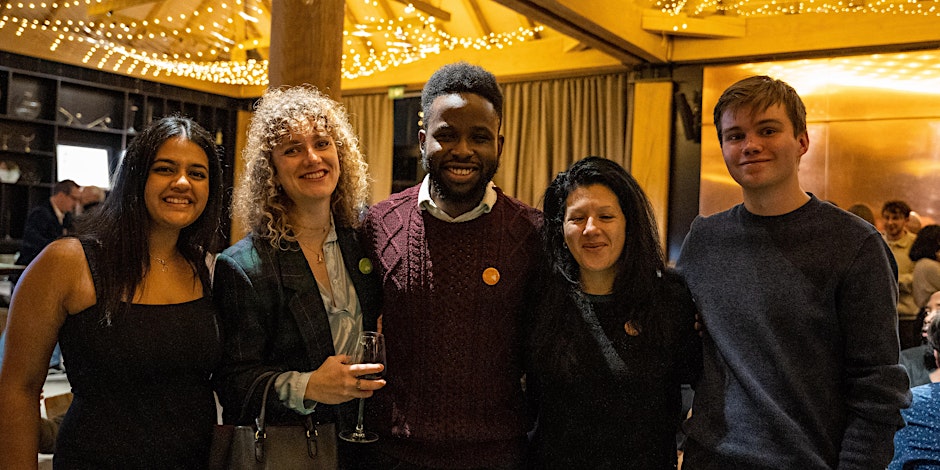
[358,258,373,274]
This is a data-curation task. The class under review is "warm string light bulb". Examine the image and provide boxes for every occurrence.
[0,1,546,85]
[654,0,940,16]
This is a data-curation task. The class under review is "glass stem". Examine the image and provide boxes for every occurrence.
[355,398,366,434]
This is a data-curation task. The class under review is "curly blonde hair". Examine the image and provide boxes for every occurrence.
[234,85,370,248]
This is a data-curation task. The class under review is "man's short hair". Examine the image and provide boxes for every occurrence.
[53,179,79,196]
[881,200,911,218]
[713,75,807,144]
[421,62,503,129]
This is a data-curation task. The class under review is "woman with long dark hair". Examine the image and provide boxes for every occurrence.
[528,156,701,469]
[0,115,224,468]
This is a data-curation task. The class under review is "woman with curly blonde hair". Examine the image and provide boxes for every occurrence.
[234,85,371,246]
[213,85,384,468]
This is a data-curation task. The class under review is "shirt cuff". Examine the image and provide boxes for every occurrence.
[274,371,318,415]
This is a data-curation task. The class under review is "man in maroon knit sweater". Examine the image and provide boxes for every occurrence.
[361,62,542,469]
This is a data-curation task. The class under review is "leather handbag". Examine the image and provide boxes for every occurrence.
[209,371,338,470]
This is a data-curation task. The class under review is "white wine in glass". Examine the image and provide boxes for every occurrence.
[339,331,385,443]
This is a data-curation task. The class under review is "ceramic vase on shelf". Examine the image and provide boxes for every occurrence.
[13,91,42,120]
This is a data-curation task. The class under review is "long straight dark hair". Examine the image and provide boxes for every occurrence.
[541,156,667,340]
[75,115,224,321]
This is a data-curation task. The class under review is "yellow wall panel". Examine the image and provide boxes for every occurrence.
[630,81,673,251]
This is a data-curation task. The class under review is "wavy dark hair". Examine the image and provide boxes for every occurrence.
[541,156,667,339]
[74,115,224,321]
[909,225,940,263]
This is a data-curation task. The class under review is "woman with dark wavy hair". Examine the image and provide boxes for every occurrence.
[0,115,225,468]
[527,156,701,469]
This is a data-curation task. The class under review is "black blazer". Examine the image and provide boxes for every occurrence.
[212,226,381,428]
[13,200,69,283]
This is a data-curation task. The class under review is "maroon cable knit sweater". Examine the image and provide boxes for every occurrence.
[362,185,542,468]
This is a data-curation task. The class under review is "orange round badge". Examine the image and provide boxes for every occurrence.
[482,267,500,286]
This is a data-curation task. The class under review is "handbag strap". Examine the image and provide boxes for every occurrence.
[250,371,320,461]
[236,370,279,424]
[254,372,281,436]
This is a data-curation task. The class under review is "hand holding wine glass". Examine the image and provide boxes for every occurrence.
[340,331,386,443]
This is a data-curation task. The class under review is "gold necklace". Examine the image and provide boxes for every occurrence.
[297,240,325,264]
[293,223,330,234]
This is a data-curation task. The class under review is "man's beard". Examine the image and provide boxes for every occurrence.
[424,156,498,205]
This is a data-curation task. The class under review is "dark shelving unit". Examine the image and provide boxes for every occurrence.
[0,52,251,250]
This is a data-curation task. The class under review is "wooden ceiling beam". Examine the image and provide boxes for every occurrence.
[518,13,541,40]
[377,0,396,18]
[492,0,656,63]
[390,0,451,21]
[86,0,158,16]
[463,0,492,36]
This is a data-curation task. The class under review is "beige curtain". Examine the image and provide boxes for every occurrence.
[498,73,629,208]
[342,93,394,204]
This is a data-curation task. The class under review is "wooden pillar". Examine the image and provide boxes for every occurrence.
[630,80,674,251]
[268,0,344,99]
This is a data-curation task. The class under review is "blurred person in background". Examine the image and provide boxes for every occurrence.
[889,313,940,469]
[910,225,940,312]
[882,201,920,349]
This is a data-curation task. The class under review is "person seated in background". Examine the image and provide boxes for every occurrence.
[883,200,920,349]
[901,290,940,388]
[911,225,940,313]
[908,211,924,235]
[78,185,106,214]
[847,203,876,226]
[889,313,940,469]
[14,180,82,281]
[527,156,701,469]
[2,179,82,374]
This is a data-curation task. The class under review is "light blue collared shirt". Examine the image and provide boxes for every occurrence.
[418,174,497,223]
[276,219,363,414]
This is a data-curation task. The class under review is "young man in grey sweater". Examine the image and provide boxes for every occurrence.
[677,75,911,469]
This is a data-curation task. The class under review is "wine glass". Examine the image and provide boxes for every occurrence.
[339,331,385,443]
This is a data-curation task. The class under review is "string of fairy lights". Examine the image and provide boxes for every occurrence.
[3,0,936,86]
[655,0,940,17]
[0,0,544,86]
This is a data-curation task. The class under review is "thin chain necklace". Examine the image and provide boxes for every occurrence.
[293,223,329,234]
[295,220,329,265]
[297,239,325,264]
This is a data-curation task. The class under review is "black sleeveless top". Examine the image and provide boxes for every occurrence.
[54,241,221,469]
